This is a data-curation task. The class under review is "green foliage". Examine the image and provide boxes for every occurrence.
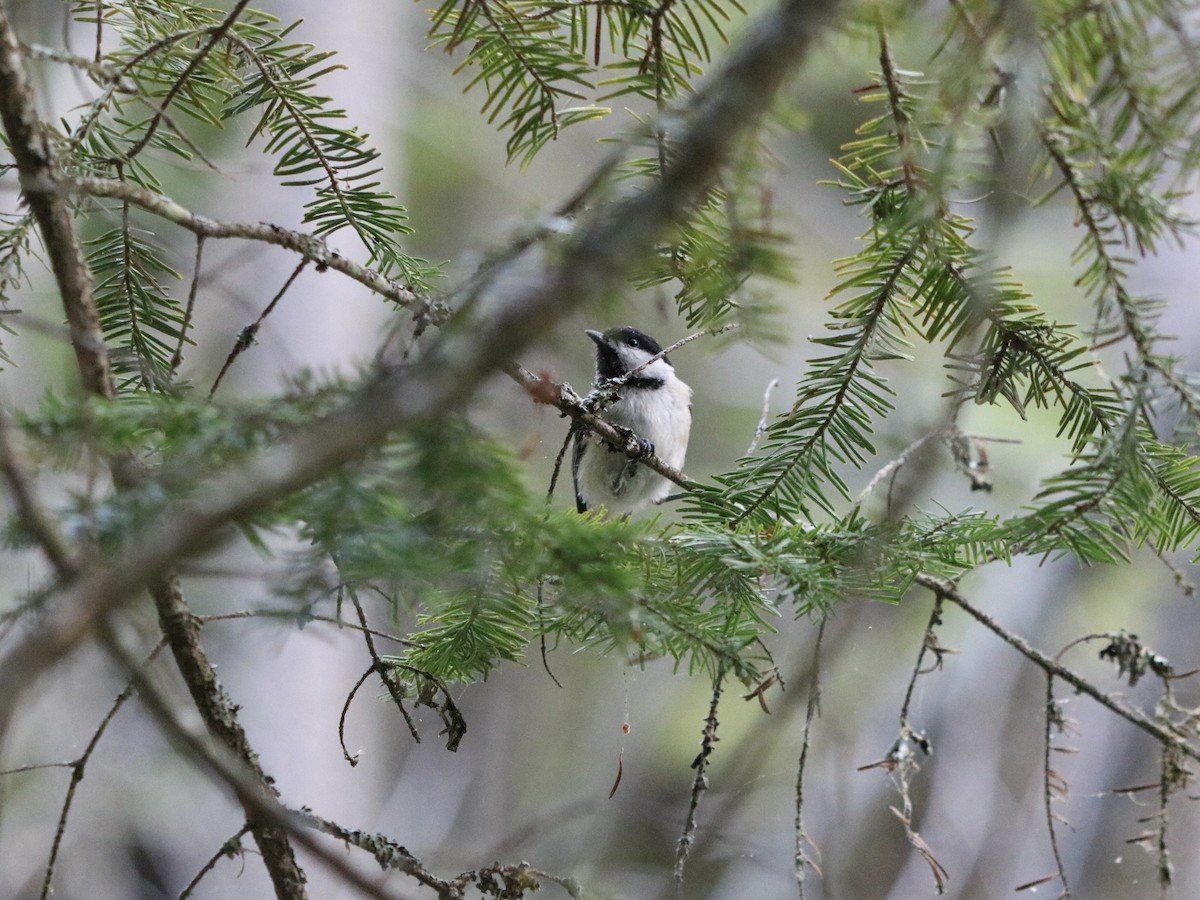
[424,0,745,164]
[675,0,1200,588]
[428,0,608,166]
[280,418,659,681]
[88,226,186,392]
[220,15,435,282]
[56,0,435,397]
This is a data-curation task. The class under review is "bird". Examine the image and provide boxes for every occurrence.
[572,326,692,517]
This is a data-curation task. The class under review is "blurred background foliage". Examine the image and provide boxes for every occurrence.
[1,0,1199,898]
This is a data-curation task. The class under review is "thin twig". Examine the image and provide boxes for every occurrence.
[0,408,76,576]
[854,431,940,509]
[389,661,467,752]
[609,322,738,391]
[346,582,421,744]
[338,665,376,766]
[209,258,309,398]
[1042,673,1071,898]
[40,640,167,900]
[867,593,947,894]
[900,594,945,725]
[675,666,725,894]
[537,578,563,688]
[298,808,454,895]
[299,808,585,898]
[747,377,779,456]
[199,609,418,648]
[171,234,204,374]
[0,761,75,776]
[1155,743,1177,896]
[45,174,432,315]
[878,27,919,195]
[22,41,123,83]
[795,618,826,899]
[546,426,576,504]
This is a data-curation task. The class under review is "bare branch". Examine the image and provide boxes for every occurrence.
[918,573,1200,765]
[344,583,422,745]
[178,825,252,900]
[612,323,737,388]
[199,610,419,648]
[299,809,455,895]
[747,377,780,456]
[209,258,309,398]
[148,575,309,898]
[49,174,434,315]
[795,619,826,899]
[1041,674,1072,898]
[171,235,205,374]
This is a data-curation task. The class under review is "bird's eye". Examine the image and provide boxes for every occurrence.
[627,337,640,348]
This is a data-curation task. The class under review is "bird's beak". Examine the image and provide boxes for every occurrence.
[585,329,606,347]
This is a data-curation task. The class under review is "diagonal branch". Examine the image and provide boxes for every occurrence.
[0,408,76,576]
[917,573,1200,765]
[0,14,112,398]
[47,174,435,316]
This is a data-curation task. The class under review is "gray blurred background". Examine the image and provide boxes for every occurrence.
[2,1,1199,898]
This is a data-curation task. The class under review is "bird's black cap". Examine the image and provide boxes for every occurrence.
[587,326,668,379]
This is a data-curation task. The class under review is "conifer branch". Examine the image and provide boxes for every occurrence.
[0,0,847,739]
[118,0,253,162]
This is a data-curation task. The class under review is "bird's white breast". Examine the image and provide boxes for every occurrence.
[577,376,692,517]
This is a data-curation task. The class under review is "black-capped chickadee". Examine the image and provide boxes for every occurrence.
[572,327,693,517]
